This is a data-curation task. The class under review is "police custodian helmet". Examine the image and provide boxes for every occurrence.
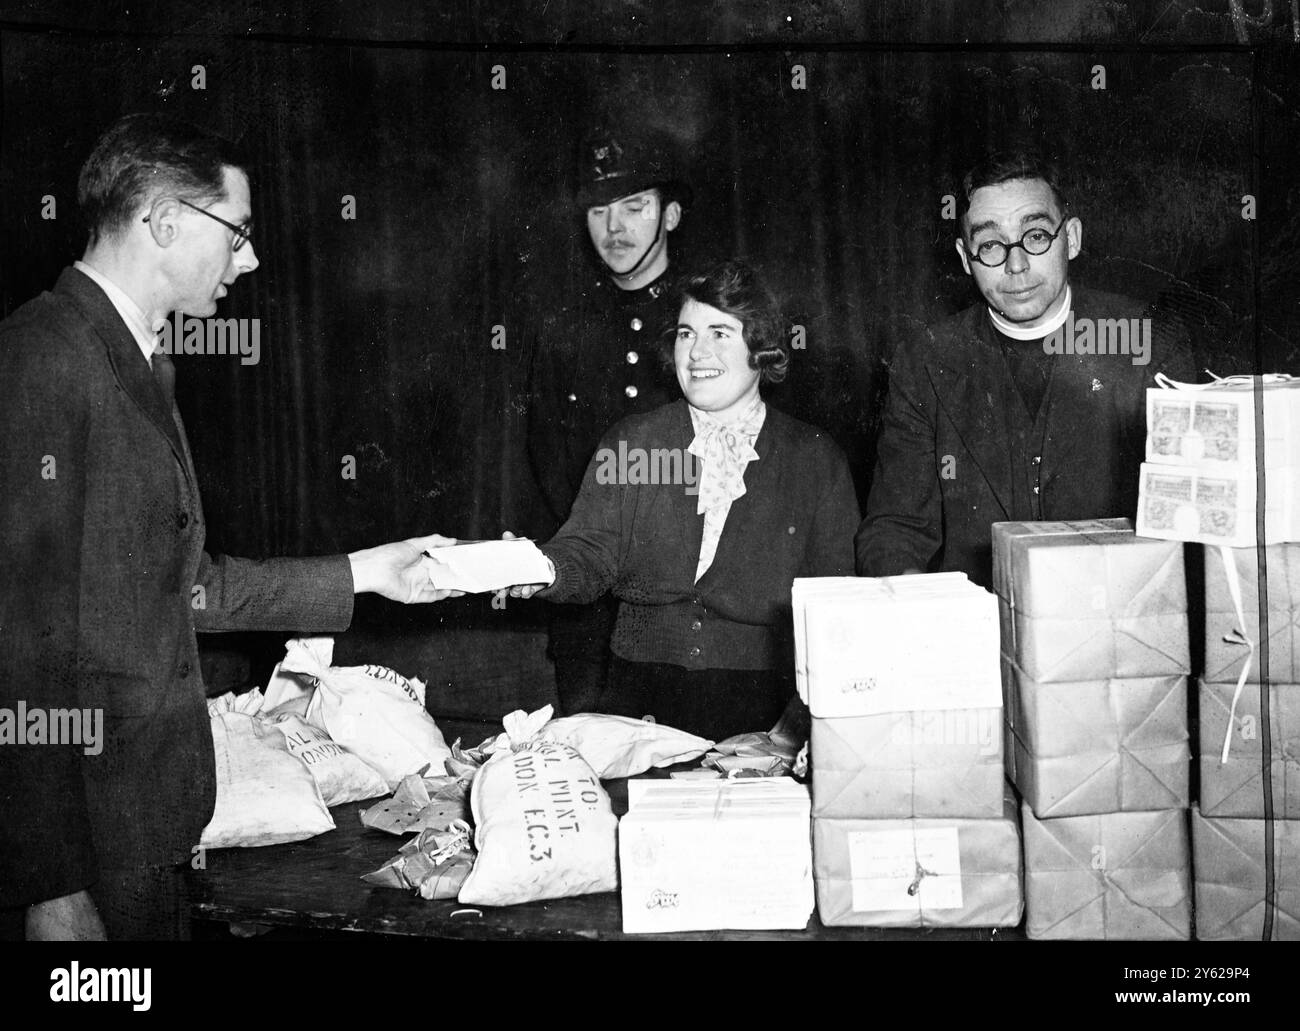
[576,126,693,211]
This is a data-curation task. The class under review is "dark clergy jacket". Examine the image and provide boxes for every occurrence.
[0,268,354,908]
[856,284,1195,589]
[540,399,861,672]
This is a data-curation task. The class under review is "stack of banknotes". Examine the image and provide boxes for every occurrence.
[1136,375,1300,546]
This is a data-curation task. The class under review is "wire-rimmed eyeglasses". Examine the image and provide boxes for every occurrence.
[143,199,253,252]
[964,216,1068,268]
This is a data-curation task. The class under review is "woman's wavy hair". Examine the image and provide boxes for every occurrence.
[671,260,789,385]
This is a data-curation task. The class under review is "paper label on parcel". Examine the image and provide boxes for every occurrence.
[847,828,963,911]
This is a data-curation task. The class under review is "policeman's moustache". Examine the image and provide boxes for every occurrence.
[611,205,666,283]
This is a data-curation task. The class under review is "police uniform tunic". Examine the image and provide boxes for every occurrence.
[526,268,683,714]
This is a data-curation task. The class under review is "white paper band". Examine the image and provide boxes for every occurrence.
[1153,370,1297,392]
[1218,544,1257,765]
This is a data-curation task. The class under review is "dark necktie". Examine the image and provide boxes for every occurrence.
[153,349,176,412]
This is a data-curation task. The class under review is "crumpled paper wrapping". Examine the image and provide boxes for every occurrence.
[359,772,470,835]
[362,820,476,900]
[703,732,795,777]
[701,699,809,778]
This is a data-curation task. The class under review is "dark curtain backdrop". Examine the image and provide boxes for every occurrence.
[0,32,1275,584]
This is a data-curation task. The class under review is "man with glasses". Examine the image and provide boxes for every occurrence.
[856,150,1192,587]
[0,114,462,940]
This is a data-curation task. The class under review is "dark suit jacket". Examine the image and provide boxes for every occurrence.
[0,268,354,908]
[540,400,861,671]
[856,285,1195,588]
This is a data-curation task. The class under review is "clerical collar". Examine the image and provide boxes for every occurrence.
[987,285,1072,341]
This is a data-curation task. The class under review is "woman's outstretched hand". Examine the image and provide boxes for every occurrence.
[501,530,553,598]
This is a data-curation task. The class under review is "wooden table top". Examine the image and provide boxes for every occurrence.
[187,771,1019,941]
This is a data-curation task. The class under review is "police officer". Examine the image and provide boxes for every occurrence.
[526,126,692,715]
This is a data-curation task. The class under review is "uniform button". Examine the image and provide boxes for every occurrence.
[567,393,577,402]
[625,385,638,399]
[177,511,190,529]
[178,661,192,678]
[626,350,639,364]
[1032,455,1042,466]
[689,646,701,658]
[630,318,643,332]
[691,619,702,631]
[1032,486,1041,495]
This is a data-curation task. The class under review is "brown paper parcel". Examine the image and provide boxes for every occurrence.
[992,520,1189,682]
[1192,808,1300,941]
[1205,544,1300,684]
[1022,805,1191,940]
[1198,680,1300,819]
[1003,658,1189,818]
[811,708,1004,819]
[812,788,1022,928]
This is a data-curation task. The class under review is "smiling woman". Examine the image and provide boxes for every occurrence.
[673,262,788,423]
[531,260,861,740]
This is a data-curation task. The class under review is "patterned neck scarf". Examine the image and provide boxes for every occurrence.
[687,395,767,582]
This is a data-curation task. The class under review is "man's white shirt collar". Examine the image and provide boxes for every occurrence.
[987,285,1072,341]
[74,260,159,367]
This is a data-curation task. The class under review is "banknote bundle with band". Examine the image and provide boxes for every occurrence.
[1136,373,1300,547]
[618,778,814,933]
